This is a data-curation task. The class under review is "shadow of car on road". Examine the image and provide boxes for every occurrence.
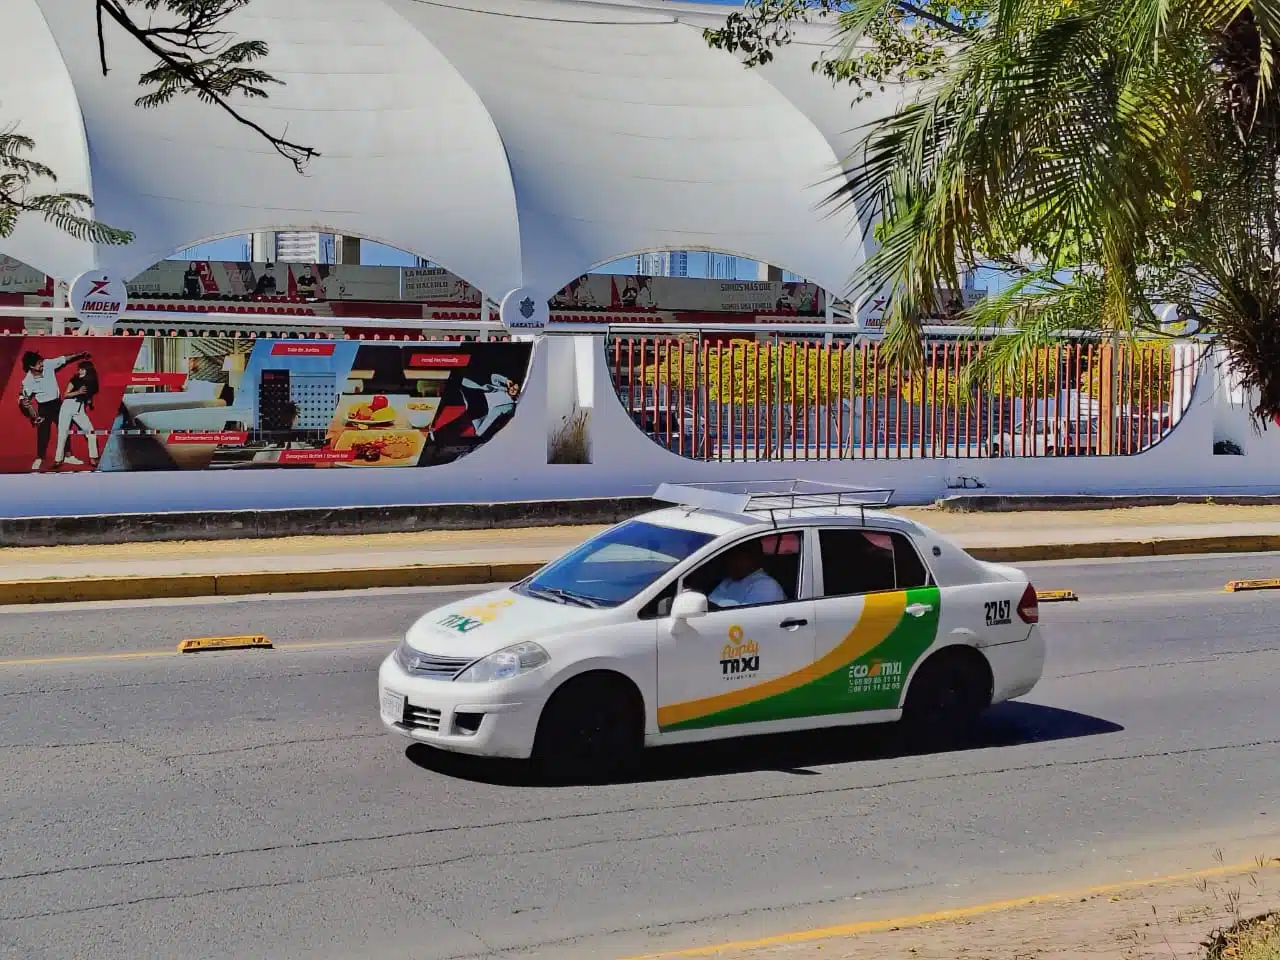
[405,700,1123,787]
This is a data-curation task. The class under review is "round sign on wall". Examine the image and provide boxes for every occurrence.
[499,288,549,334]
[69,271,129,331]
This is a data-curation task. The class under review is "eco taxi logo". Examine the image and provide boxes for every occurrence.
[437,598,515,634]
[720,625,760,679]
[848,658,904,695]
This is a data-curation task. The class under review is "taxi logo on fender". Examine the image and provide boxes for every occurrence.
[720,625,760,679]
[437,598,514,633]
[848,658,904,694]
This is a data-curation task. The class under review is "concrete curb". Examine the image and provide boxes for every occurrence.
[0,497,660,548]
[935,493,1280,513]
[4,533,1279,606]
[0,562,547,606]
[964,533,1280,562]
[8,492,1279,547]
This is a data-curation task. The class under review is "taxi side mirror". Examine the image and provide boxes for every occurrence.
[670,591,708,621]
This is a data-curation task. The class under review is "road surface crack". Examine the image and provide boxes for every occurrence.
[4,736,1278,887]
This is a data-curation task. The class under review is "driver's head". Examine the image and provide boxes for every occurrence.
[724,539,765,581]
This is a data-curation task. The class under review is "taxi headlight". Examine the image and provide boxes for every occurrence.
[393,638,419,673]
[454,642,549,683]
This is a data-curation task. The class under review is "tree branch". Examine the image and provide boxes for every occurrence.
[95,0,318,172]
[896,2,975,38]
[97,0,109,76]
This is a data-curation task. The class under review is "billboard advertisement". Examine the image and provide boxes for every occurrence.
[0,336,532,473]
[124,260,409,302]
[0,256,51,296]
[551,274,824,315]
[0,255,828,313]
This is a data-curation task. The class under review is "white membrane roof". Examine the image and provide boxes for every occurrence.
[3,0,894,297]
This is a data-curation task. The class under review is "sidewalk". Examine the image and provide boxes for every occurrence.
[1,503,1278,584]
[675,859,1280,960]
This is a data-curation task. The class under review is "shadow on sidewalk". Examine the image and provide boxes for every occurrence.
[404,701,1123,787]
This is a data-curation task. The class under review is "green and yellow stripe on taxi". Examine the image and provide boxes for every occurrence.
[657,587,940,732]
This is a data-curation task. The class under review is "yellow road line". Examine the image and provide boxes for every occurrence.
[620,857,1280,959]
[0,636,395,668]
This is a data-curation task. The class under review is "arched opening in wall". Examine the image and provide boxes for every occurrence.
[575,248,835,463]
[159,232,486,323]
[586,250,1200,466]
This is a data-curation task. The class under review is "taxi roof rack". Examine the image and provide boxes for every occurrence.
[653,480,895,527]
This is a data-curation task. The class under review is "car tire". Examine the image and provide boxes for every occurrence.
[531,672,642,783]
[898,648,992,751]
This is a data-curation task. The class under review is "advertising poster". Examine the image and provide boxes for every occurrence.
[551,275,826,315]
[0,255,51,295]
[3,253,831,313]
[0,336,145,473]
[0,337,532,473]
[401,267,481,303]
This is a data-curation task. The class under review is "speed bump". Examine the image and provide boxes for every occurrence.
[177,635,272,653]
[1224,578,1280,593]
[1037,590,1078,602]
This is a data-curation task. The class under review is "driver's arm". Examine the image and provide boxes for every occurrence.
[743,574,787,606]
[707,578,739,608]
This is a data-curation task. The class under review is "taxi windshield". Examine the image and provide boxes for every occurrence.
[515,519,714,608]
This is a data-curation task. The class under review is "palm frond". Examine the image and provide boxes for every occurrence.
[0,124,132,243]
[957,271,1107,393]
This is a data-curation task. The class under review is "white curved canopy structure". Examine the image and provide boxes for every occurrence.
[2,0,894,299]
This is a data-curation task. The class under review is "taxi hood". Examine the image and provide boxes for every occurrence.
[403,587,602,658]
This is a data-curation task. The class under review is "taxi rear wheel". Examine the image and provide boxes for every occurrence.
[532,672,643,782]
[899,648,992,749]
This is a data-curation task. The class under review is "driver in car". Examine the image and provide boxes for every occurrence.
[709,540,786,608]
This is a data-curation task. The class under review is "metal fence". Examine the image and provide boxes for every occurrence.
[608,337,1203,461]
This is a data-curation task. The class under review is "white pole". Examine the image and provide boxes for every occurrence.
[52,278,67,335]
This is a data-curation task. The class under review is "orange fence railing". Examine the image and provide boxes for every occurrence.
[608,337,1202,461]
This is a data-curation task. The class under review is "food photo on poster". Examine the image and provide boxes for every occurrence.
[0,337,534,473]
[330,341,530,468]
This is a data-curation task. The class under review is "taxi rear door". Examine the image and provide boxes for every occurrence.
[810,527,941,714]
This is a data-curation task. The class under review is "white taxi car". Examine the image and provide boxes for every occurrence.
[378,481,1045,775]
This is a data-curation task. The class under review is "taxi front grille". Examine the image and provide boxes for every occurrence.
[403,652,473,680]
[403,704,442,733]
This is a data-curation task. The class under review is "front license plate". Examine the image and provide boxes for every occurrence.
[380,689,406,724]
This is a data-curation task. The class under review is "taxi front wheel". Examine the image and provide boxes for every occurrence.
[532,672,643,782]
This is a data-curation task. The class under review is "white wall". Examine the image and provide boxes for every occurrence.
[1,339,1277,519]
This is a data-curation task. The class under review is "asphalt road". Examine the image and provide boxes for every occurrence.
[1,553,1278,960]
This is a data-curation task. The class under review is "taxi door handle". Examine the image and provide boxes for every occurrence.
[779,617,808,630]
[905,603,933,618]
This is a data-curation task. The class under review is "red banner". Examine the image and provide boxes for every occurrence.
[278,448,356,464]
[408,352,470,369]
[270,342,336,357]
[104,372,188,389]
[166,431,248,446]
[0,336,144,473]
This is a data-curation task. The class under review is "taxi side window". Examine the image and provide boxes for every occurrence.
[819,529,932,596]
[680,531,804,610]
